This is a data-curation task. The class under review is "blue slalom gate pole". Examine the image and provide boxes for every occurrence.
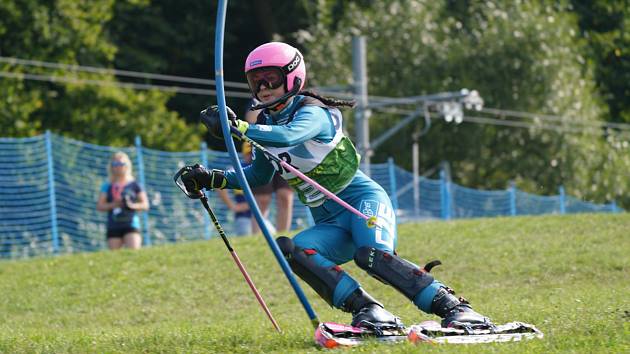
[214,0,319,328]
[134,136,151,246]
[509,181,517,216]
[45,131,59,253]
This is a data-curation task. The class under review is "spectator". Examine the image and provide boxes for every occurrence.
[96,151,149,250]
[244,101,294,234]
[217,188,251,236]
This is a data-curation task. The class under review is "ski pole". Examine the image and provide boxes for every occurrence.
[174,168,281,333]
[221,124,380,229]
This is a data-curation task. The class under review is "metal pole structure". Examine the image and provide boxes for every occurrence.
[352,36,371,175]
[370,108,423,151]
[387,157,398,211]
[412,139,420,218]
[214,0,319,328]
[366,91,479,161]
[411,105,432,219]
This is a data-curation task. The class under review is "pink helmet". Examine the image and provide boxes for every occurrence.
[244,42,306,104]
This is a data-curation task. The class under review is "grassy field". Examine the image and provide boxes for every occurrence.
[0,213,628,353]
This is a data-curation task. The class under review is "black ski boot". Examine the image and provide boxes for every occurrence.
[342,288,404,331]
[431,287,493,329]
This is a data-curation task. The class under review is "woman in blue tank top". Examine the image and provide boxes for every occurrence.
[96,151,149,250]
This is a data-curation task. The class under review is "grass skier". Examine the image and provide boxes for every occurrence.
[181,42,492,331]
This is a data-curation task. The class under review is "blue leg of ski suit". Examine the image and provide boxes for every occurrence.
[221,97,443,314]
[292,171,442,312]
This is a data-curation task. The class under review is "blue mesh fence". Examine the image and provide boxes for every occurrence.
[515,190,562,215]
[0,132,621,259]
[451,184,512,218]
[0,135,51,258]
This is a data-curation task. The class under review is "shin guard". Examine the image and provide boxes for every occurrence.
[354,247,434,300]
[276,236,344,307]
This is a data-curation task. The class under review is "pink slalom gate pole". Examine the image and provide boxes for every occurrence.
[231,127,380,228]
[278,160,378,226]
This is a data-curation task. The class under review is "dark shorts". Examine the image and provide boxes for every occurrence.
[252,173,290,195]
[107,227,140,239]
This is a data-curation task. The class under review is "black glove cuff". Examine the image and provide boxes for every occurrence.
[209,169,227,189]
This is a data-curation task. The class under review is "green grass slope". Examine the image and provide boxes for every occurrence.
[0,213,628,353]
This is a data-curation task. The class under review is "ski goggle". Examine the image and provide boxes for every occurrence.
[111,161,127,167]
[246,67,285,93]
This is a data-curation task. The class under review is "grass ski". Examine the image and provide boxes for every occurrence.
[408,320,544,344]
[314,320,543,348]
[314,322,408,348]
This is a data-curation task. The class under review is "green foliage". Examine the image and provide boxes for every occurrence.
[0,0,200,150]
[103,0,313,150]
[296,1,629,206]
[0,213,628,352]
[41,82,199,150]
[571,0,630,124]
[107,0,312,120]
[1,0,628,202]
[107,0,217,126]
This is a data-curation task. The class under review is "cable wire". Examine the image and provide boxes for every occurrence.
[0,56,249,89]
[0,71,252,98]
[3,56,630,135]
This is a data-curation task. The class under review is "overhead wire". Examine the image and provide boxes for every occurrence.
[0,56,249,89]
[2,56,630,136]
[479,107,630,132]
[0,71,253,98]
[370,106,630,137]
[0,56,451,105]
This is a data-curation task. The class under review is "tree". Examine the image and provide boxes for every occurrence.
[107,0,312,150]
[296,1,629,206]
[571,0,630,125]
[0,0,200,150]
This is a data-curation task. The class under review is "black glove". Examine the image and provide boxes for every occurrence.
[200,105,238,139]
[180,164,227,196]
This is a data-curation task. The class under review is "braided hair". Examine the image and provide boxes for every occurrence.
[299,90,356,108]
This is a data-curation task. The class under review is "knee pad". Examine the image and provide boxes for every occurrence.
[354,247,434,300]
[276,236,345,307]
[276,236,295,257]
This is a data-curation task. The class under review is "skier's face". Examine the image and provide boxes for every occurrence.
[257,84,286,104]
[247,66,287,103]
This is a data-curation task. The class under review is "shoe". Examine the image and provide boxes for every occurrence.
[431,287,493,329]
[441,303,493,328]
[351,303,404,329]
[342,288,404,330]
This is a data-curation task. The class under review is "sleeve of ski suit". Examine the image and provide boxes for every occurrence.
[222,105,334,189]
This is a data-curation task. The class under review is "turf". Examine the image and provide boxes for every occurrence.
[0,213,628,353]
